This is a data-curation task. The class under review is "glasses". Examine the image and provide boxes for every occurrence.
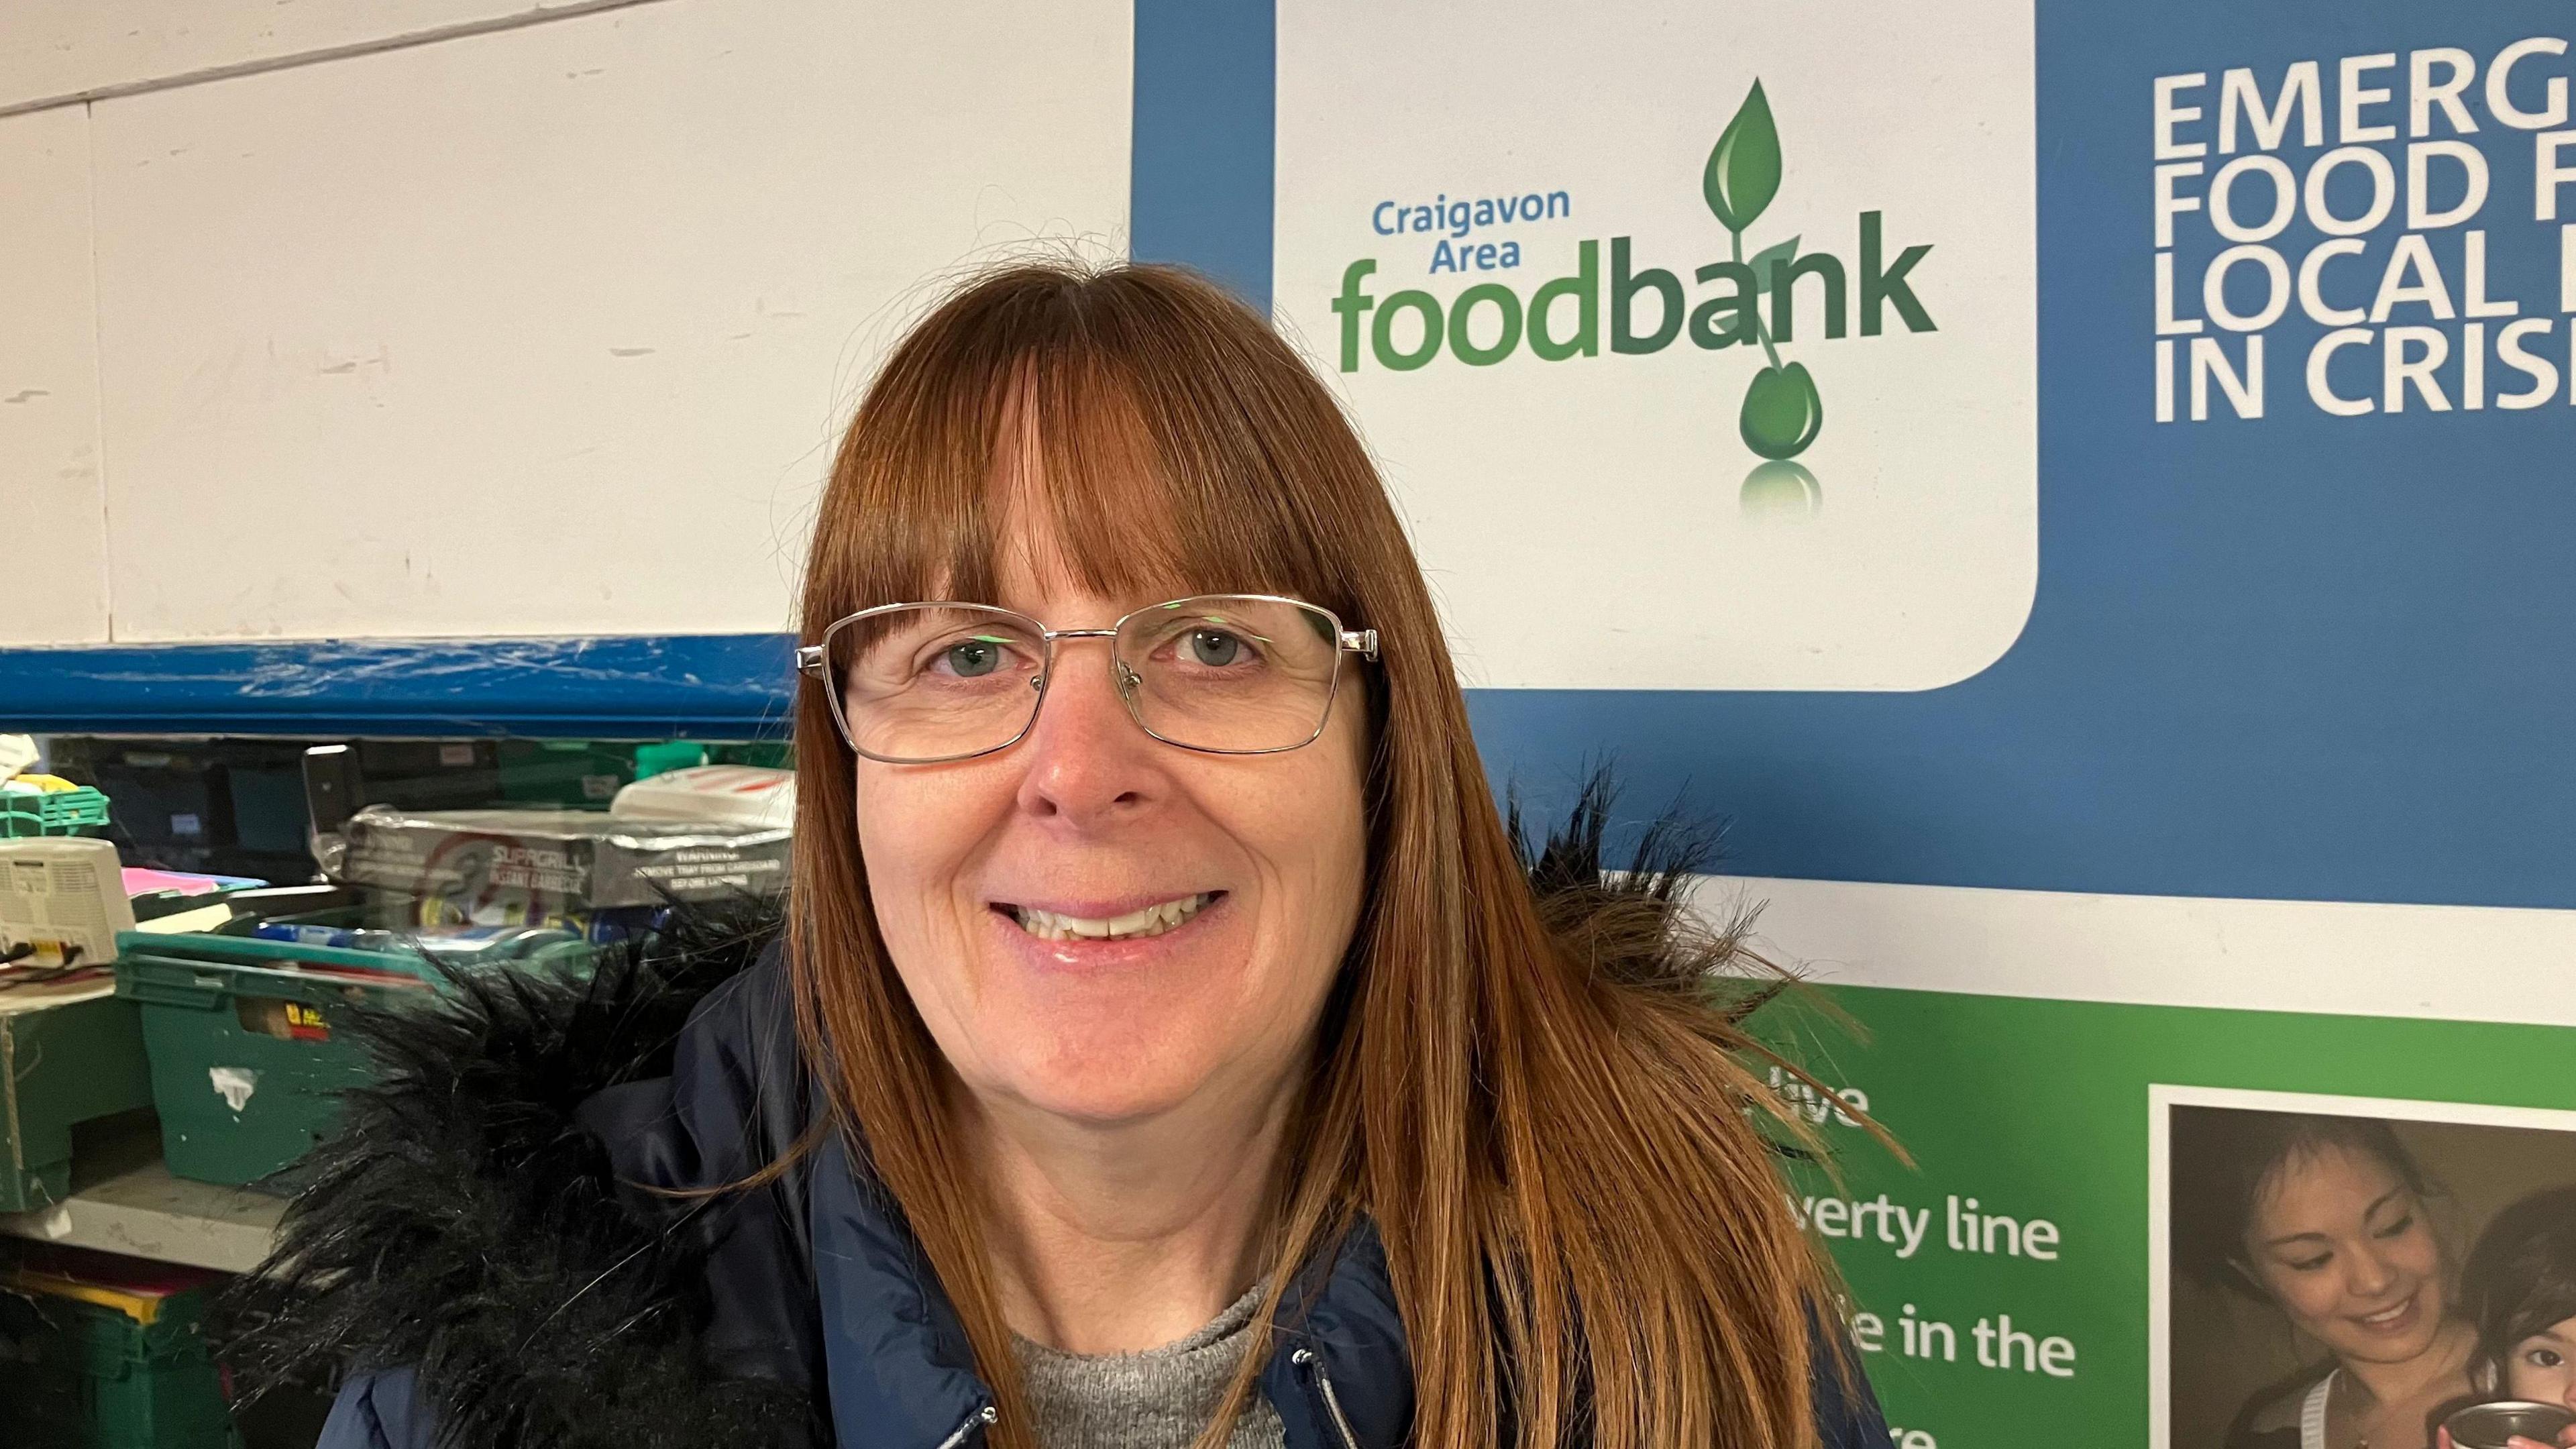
[796,594,1381,763]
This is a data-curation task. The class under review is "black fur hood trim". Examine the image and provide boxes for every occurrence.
[217,900,818,1449]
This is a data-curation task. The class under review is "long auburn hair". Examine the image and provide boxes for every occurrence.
[790,258,1844,1449]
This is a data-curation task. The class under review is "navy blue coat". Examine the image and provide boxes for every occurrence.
[290,943,1892,1449]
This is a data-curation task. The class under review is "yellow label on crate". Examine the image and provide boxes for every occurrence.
[4,1271,164,1324]
[235,996,332,1042]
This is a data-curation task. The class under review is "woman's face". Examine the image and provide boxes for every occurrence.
[2506,1316,2576,1408]
[2246,1143,2449,1366]
[851,501,1371,1133]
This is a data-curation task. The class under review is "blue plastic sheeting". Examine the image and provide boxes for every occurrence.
[0,634,795,739]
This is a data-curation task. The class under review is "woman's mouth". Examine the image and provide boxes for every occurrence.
[1002,892,1223,943]
[2349,1294,2422,1336]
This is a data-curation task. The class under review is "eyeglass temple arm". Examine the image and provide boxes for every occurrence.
[794,645,826,678]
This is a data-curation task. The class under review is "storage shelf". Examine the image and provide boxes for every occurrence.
[0,1128,282,1275]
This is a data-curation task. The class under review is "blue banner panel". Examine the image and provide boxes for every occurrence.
[1133,0,2576,910]
[1132,0,1276,307]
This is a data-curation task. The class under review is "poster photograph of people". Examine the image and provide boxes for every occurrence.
[2158,1089,2576,1449]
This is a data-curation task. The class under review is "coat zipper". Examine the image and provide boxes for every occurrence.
[1291,1346,1362,1449]
[932,1403,998,1449]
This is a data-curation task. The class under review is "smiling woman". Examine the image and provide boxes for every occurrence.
[2176,1110,2478,1449]
[221,260,1894,1449]
[784,260,1887,1449]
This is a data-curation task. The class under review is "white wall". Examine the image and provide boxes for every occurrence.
[1,0,1132,647]
[1722,875,2576,1030]
[2,1,665,115]
[1,103,111,645]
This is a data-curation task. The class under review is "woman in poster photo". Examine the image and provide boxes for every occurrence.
[2444,1185,2576,1448]
[2180,1114,2476,1449]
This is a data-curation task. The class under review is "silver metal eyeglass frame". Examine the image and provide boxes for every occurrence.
[794,593,1382,764]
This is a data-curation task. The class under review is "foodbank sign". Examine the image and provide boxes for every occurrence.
[1275,0,2035,695]
[1325,83,1940,462]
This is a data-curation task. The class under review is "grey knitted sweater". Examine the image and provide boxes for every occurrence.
[1011,1285,1289,1449]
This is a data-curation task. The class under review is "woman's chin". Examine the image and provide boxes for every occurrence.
[950,1000,1210,1122]
[996,1058,1212,1128]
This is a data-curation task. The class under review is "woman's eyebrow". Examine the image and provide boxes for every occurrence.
[2260,1187,2409,1248]
[2261,1228,2332,1249]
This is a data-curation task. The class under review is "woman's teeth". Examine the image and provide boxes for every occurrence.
[1012,893,1216,943]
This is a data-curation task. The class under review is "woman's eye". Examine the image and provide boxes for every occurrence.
[2374,1214,2414,1240]
[938,639,1004,678]
[2286,1252,2332,1273]
[1185,628,1246,667]
[2530,1347,2567,1369]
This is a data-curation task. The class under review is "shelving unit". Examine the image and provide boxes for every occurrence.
[0,1118,282,1275]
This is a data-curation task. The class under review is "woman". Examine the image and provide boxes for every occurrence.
[2176,1111,2474,1449]
[223,261,1892,1449]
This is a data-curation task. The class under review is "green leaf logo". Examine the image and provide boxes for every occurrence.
[1739,362,1823,460]
[1703,80,1781,233]
[1745,233,1800,302]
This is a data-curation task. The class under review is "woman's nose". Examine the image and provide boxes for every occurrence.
[1012,639,1166,826]
[2345,1245,2400,1299]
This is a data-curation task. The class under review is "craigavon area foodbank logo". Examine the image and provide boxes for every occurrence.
[1329,80,1939,488]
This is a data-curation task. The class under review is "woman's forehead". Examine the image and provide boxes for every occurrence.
[2254,1142,2403,1228]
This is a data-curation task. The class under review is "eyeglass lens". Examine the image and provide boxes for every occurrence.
[826,595,1345,761]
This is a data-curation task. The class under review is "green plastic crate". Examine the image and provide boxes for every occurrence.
[0,1254,244,1449]
[113,931,585,1189]
[0,987,154,1214]
[708,741,791,771]
[1,786,112,838]
[495,739,641,808]
[629,740,706,780]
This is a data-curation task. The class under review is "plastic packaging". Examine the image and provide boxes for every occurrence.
[334,804,789,916]
[610,764,796,830]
